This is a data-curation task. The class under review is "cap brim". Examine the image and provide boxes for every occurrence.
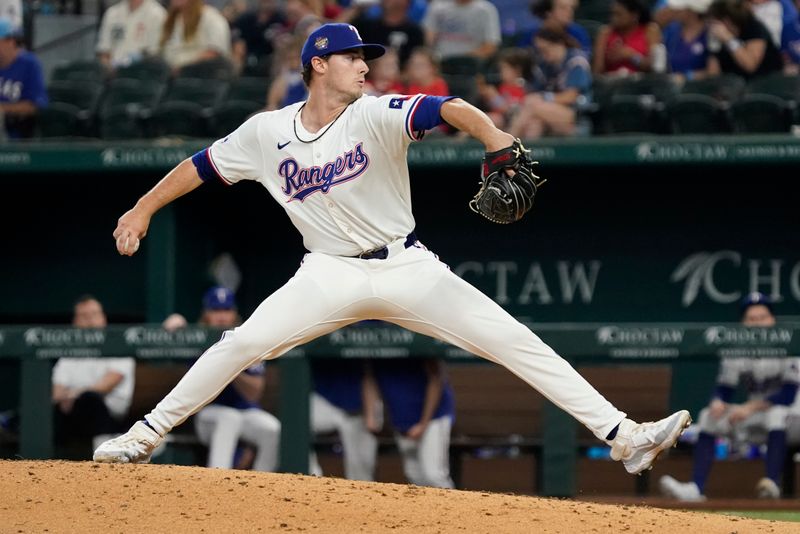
[339,43,386,61]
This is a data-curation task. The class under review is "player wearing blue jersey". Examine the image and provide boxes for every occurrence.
[95,23,690,477]
[660,292,800,501]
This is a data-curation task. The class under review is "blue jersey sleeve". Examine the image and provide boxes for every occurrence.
[408,95,457,136]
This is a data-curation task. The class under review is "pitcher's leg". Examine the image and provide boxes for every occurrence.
[382,254,624,440]
[146,257,368,436]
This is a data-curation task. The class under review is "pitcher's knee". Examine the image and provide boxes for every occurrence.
[223,328,274,362]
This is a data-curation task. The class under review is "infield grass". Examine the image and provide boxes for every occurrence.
[713,510,800,523]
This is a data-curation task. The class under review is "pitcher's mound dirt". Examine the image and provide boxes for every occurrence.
[2,460,797,533]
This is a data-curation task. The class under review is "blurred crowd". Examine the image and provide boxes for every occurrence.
[3,0,800,140]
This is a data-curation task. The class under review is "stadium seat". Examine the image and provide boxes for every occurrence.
[730,93,792,133]
[176,56,235,81]
[668,94,731,134]
[605,94,661,134]
[36,102,84,138]
[681,73,746,103]
[614,73,679,105]
[226,77,269,105]
[98,108,146,139]
[99,78,164,118]
[746,73,800,103]
[50,59,109,84]
[210,100,264,137]
[241,53,273,78]
[46,80,104,135]
[148,101,210,138]
[115,57,172,84]
[162,78,228,109]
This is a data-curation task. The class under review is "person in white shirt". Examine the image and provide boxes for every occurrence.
[52,296,135,456]
[160,0,232,71]
[96,0,167,69]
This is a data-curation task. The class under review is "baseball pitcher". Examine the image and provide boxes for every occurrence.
[95,23,691,476]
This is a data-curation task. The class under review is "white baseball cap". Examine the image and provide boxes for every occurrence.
[667,0,712,13]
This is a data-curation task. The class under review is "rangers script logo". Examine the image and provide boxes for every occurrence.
[279,143,370,202]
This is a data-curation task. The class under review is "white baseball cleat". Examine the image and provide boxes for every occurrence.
[755,477,781,499]
[659,475,706,502]
[609,410,692,475]
[93,420,164,464]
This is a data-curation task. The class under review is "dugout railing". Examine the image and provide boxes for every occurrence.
[2,322,799,497]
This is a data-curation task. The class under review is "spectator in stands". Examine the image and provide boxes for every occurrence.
[0,18,47,140]
[660,292,800,501]
[365,358,456,489]
[309,359,380,481]
[705,0,784,79]
[477,48,530,129]
[96,0,168,70]
[285,0,324,36]
[231,0,287,76]
[159,0,232,73]
[508,27,590,139]
[266,35,308,110]
[404,47,448,96]
[348,0,424,67]
[516,0,592,56]
[52,296,135,457]
[364,47,404,95]
[422,0,502,60]
[163,286,281,472]
[662,0,712,83]
[592,0,665,76]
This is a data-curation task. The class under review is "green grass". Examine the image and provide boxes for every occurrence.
[714,510,800,523]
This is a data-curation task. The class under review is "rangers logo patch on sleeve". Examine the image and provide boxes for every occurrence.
[389,96,411,109]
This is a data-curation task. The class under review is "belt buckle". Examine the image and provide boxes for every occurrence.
[359,246,388,260]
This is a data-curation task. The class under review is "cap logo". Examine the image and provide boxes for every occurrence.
[315,36,329,51]
[349,25,362,41]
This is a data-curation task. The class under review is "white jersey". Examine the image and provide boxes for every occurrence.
[207,93,427,256]
[52,357,136,419]
[717,356,800,400]
[96,0,167,67]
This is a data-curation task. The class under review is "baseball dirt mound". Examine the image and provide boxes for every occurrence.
[2,460,798,533]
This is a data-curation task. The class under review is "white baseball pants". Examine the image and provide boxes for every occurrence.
[309,392,378,481]
[146,242,625,442]
[194,405,281,471]
[395,415,454,488]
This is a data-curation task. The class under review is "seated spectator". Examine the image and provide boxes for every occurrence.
[662,0,712,83]
[231,0,288,75]
[266,36,307,110]
[706,0,783,80]
[477,47,530,129]
[364,48,404,95]
[516,0,592,56]
[344,0,427,25]
[164,287,281,472]
[96,0,168,70]
[509,27,591,139]
[593,0,665,76]
[52,296,135,457]
[350,0,424,67]
[422,0,501,60]
[160,0,232,72]
[0,18,47,140]
[404,47,448,96]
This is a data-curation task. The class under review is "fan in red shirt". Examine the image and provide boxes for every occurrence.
[404,47,449,95]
